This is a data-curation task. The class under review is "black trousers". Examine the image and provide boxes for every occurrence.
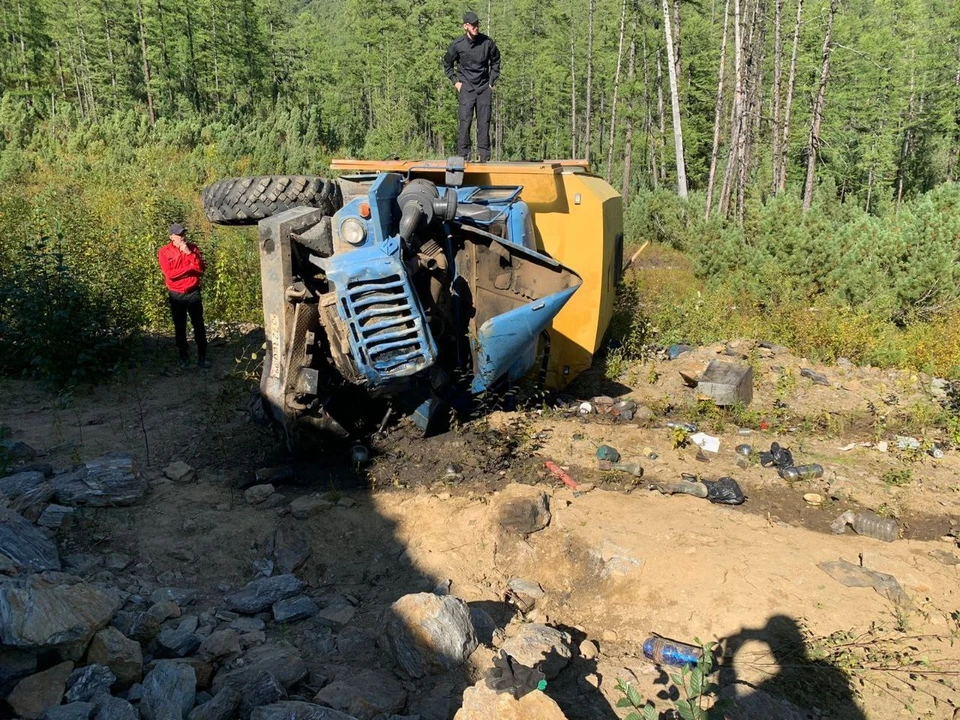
[168,290,208,360]
[457,85,492,161]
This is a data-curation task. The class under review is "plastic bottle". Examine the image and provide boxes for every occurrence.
[596,445,621,463]
[779,463,824,481]
[735,444,753,457]
[849,511,899,542]
[642,635,702,666]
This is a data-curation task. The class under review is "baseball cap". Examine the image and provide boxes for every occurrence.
[463,11,480,24]
[169,223,186,236]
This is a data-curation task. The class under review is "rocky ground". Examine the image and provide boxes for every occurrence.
[1,335,959,720]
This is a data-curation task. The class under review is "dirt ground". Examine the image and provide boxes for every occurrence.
[2,335,959,719]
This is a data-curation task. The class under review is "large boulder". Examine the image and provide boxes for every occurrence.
[110,611,160,644]
[0,507,60,572]
[140,660,196,720]
[6,661,74,719]
[64,664,116,703]
[187,686,240,720]
[224,575,304,615]
[238,671,286,719]
[0,471,47,501]
[494,485,551,536]
[312,669,406,720]
[453,678,567,720]
[378,593,477,678]
[52,453,146,507]
[0,573,122,659]
[499,624,572,680]
[91,695,138,720]
[39,702,95,720]
[250,702,358,720]
[86,626,143,689]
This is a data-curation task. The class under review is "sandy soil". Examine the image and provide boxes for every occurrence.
[2,338,959,719]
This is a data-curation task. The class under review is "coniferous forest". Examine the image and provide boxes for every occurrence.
[2,0,960,383]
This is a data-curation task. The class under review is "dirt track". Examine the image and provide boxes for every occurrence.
[2,337,959,719]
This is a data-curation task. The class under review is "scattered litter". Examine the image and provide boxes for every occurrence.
[838,443,857,451]
[667,421,698,433]
[642,634,702,666]
[830,510,898,543]
[930,550,960,566]
[690,433,720,454]
[803,493,823,505]
[485,650,547,698]
[817,558,911,608]
[894,436,921,451]
[612,400,637,420]
[596,445,621,463]
[780,464,824,481]
[800,368,831,386]
[668,344,693,360]
[735,444,752,457]
[876,441,889,453]
[737,428,752,435]
[444,463,464,483]
[598,460,644,477]
[641,446,658,459]
[544,460,578,490]
[350,444,369,466]
[759,442,794,472]
[652,475,745,505]
[578,402,593,416]
[928,446,944,459]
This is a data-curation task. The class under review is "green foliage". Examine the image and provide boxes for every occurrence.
[880,468,913,487]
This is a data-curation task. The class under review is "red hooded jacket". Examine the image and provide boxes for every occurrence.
[158,242,206,293]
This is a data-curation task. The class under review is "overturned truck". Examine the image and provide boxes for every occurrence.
[202,159,622,448]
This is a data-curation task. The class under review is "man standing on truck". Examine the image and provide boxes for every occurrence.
[443,11,501,162]
[158,223,210,369]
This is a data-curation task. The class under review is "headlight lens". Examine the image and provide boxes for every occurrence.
[339,217,367,246]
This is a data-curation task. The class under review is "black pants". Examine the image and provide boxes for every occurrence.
[168,290,207,361]
[457,85,492,161]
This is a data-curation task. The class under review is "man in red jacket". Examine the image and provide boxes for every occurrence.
[158,223,210,369]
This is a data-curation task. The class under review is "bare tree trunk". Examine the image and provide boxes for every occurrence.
[802,0,838,212]
[137,1,156,125]
[661,0,687,197]
[15,0,30,91]
[656,48,666,184]
[778,0,803,193]
[55,42,67,98]
[736,0,767,224]
[705,0,731,219]
[606,0,629,182]
[622,6,638,203]
[184,3,200,111]
[672,0,682,90]
[771,0,784,191]
[719,0,743,217]
[865,164,874,212]
[642,28,660,189]
[896,77,917,210]
[570,23,577,157]
[585,0,595,164]
[155,0,173,104]
[211,2,220,107]
[101,1,117,90]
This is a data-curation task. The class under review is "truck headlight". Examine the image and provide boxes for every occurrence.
[339,217,367,246]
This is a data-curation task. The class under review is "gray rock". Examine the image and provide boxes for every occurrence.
[407,682,454,720]
[0,470,47,500]
[378,593,478,678]
[0,507,60,572]
[224,575,304,614]
[40,702,95,720]
[14,462,55,477]
[251,702,358,720]
[38,504,76,529]
[315,604,355,628]
[178,615,199,633]
[469,606,499,647]
[52,453,146,507]
[92,695,138,720]
[147,600,182,623]
[239,672,286,719]
[11,481,56,516]
[140,660,197,720]
[0,646,39,690]
[315,628,336,658]
[500,623,572,679]
[62,553,104,575]
[0,573,121,658]
[245,484,275,505]
[252,558,274,577]
[111,611,161,644]
[87,626,143,689]
[150,587,197,606]
[496,489,550,535]
[229,616,265,633]
[1,439,37,461]
[210,643,306,694]
[103,553,133,572]
[312,669,406,720]
[156,628,202,658]
[65,664,116,703]
[272,595,318,624]
[125,683,143,702]
[7,660,74,720]
[271,527,311,574]
[288,496,331,520]
[164,462,197,484]
[188,687,241,720]
[198,629,241,660]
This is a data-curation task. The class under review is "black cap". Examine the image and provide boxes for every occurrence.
[463,11,480,24]
[169,223,186,236]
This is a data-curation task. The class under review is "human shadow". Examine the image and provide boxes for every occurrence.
[719,615,868,720]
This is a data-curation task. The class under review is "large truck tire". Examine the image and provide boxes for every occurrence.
[202,175,341,225]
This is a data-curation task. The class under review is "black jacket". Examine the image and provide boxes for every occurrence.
[443,33,501,91]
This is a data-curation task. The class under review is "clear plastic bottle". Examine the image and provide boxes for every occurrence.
[642,635,702,666]
[779,463,824,481]
[831,510,898,542]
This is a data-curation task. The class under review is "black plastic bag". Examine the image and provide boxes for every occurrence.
[702,477,746,505]
[759,442,794,471]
